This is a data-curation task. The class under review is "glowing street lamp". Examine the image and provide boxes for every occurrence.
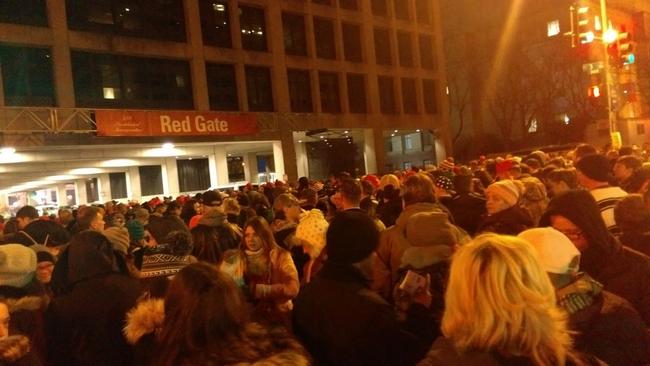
[602,25,618,44]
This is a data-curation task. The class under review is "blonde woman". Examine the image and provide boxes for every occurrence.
[417,234,602,366]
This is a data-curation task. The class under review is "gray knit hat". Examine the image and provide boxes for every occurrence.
[0,244,36,288]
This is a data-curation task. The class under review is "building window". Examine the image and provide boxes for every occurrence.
[245,66,273,111]
[342,23,363,62]
[371,0,388,16]
[378,76,396,114]
[528,119,538,133]
[109,172,128,199]
[66,0,186,41]
[415,0,430,24]
[239,5,267,52]
[139,165,164,196]
[402,78,418,114]
[227,156,246,182]
[0,45,55,106]
[206,63,238,111]
[72,51,193,109]
[419,34,435,69]
[319,72,341,113]
[200,1,231,48]
[422,79,437,114]
[178,158,211,192]
[347,73,367,113]
[404,132,422,151]
[86,178,100,203]
[395,1,410,20]
[637,124,646,135]
[282,13,307,56]
[339,0,358,10]
[287,69,313,112]
[547,20,560,37]
[374,28,392,65]
[397,32,413,67]
[0,0,47,26]
[314,17,336,59]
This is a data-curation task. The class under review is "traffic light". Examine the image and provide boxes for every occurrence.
[576,5,595,44]
[588,85,601,98]
[617,29,635,65]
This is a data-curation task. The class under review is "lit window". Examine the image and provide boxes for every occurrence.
[547,20,560,37]
[103,87,116,99]
[528,119,538,133]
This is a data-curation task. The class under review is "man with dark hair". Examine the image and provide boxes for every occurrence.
[331,178,362,212]
[614,155,645,193]
[15,205,70,247]
[445,174,486,236]
[573,143,598,163]
[76,206,105,232]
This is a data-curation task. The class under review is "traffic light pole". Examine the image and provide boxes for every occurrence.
[600,0,620,148]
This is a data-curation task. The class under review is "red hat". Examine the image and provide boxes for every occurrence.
[496,160,514,176]
[362,175,380,189]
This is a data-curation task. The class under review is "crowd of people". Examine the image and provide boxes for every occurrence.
[0,142,649,365]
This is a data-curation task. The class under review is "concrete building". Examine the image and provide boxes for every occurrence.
[0,0,450,208]
[441,0,650,157]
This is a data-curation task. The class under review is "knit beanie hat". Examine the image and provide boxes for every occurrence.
[104,226,130,255]
[439,158,454,172]
[295,209,329,258]
[486,180,523,208]
[326,211,379,264]
[575,154,610,183]
[496,160,515,176]
[0,244,37,288]
[435,176,454,192]
[518,228,580,274]
[406,211,464,247]
[127,220,145,242]
[198,210,227,227]
[140,253,191,278]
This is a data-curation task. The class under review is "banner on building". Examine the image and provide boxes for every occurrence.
[95,110,259,137]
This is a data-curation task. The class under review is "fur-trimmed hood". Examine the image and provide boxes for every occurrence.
[0,335,30,363]
[124,298,312,365]
[5,295,49,313]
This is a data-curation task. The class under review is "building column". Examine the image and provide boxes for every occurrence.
[213,146,229,186]
[183,0,210,110]
[75,179,88,206]
[267,1,289,112]
[372,128,388,174]
[363,128,378,174]
[163,159,180,196]
[98,173,111,202]
[56,183,68,206]
[273,141,286,181]
[46,0,75,107]
[295,140,309,178]
[242,153,251,183]
[247,152,259,183]
[127,167,141,201]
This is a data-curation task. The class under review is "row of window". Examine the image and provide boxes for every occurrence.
[1,1,435,64]
[1,0,433,32]
[0,45,438,114]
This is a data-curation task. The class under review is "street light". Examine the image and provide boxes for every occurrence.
[603,26,618,44]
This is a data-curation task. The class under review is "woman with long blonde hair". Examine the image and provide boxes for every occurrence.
[418,234,601,366]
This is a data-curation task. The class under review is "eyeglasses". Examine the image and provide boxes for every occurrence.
[554,228,584,240]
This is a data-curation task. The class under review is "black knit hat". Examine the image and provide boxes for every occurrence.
[575,154,610,183]
[326,211,379,264]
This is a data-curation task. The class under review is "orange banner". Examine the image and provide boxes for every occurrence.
[95,110,259,137]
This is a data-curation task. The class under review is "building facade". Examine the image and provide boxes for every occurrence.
[0,0,450,206]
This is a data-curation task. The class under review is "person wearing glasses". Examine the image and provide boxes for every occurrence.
[540,189,650,325]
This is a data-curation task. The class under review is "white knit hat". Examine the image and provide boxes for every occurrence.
[0,244,37,288]
[518,228,580,274]
[486,180,523,208]
[295,209,329,259]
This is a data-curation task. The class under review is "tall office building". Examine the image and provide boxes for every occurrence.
[0,0,450,206]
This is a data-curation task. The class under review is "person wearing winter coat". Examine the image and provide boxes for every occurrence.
[476,179,534,235]
[294,211,437,366]
[614,194,650,256]
[540,189,650,325]
[372,173,457,300]
[417,234,602,366]
[14,205,70,249]
[519,228,650,366]
[0,245,48,365]
[46,230,142,366]
[0,300,42,366]
[123,262,310,366]
[445,174,486,236]
[220,216,299,326]
[376,174,402,227]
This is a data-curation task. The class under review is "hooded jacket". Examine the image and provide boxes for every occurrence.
[0,335,42,366]
[46,232,142,366]
[0,292,49,365]
[14,220,70,247]
[123,298,311,366]
[372,203,464,299]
